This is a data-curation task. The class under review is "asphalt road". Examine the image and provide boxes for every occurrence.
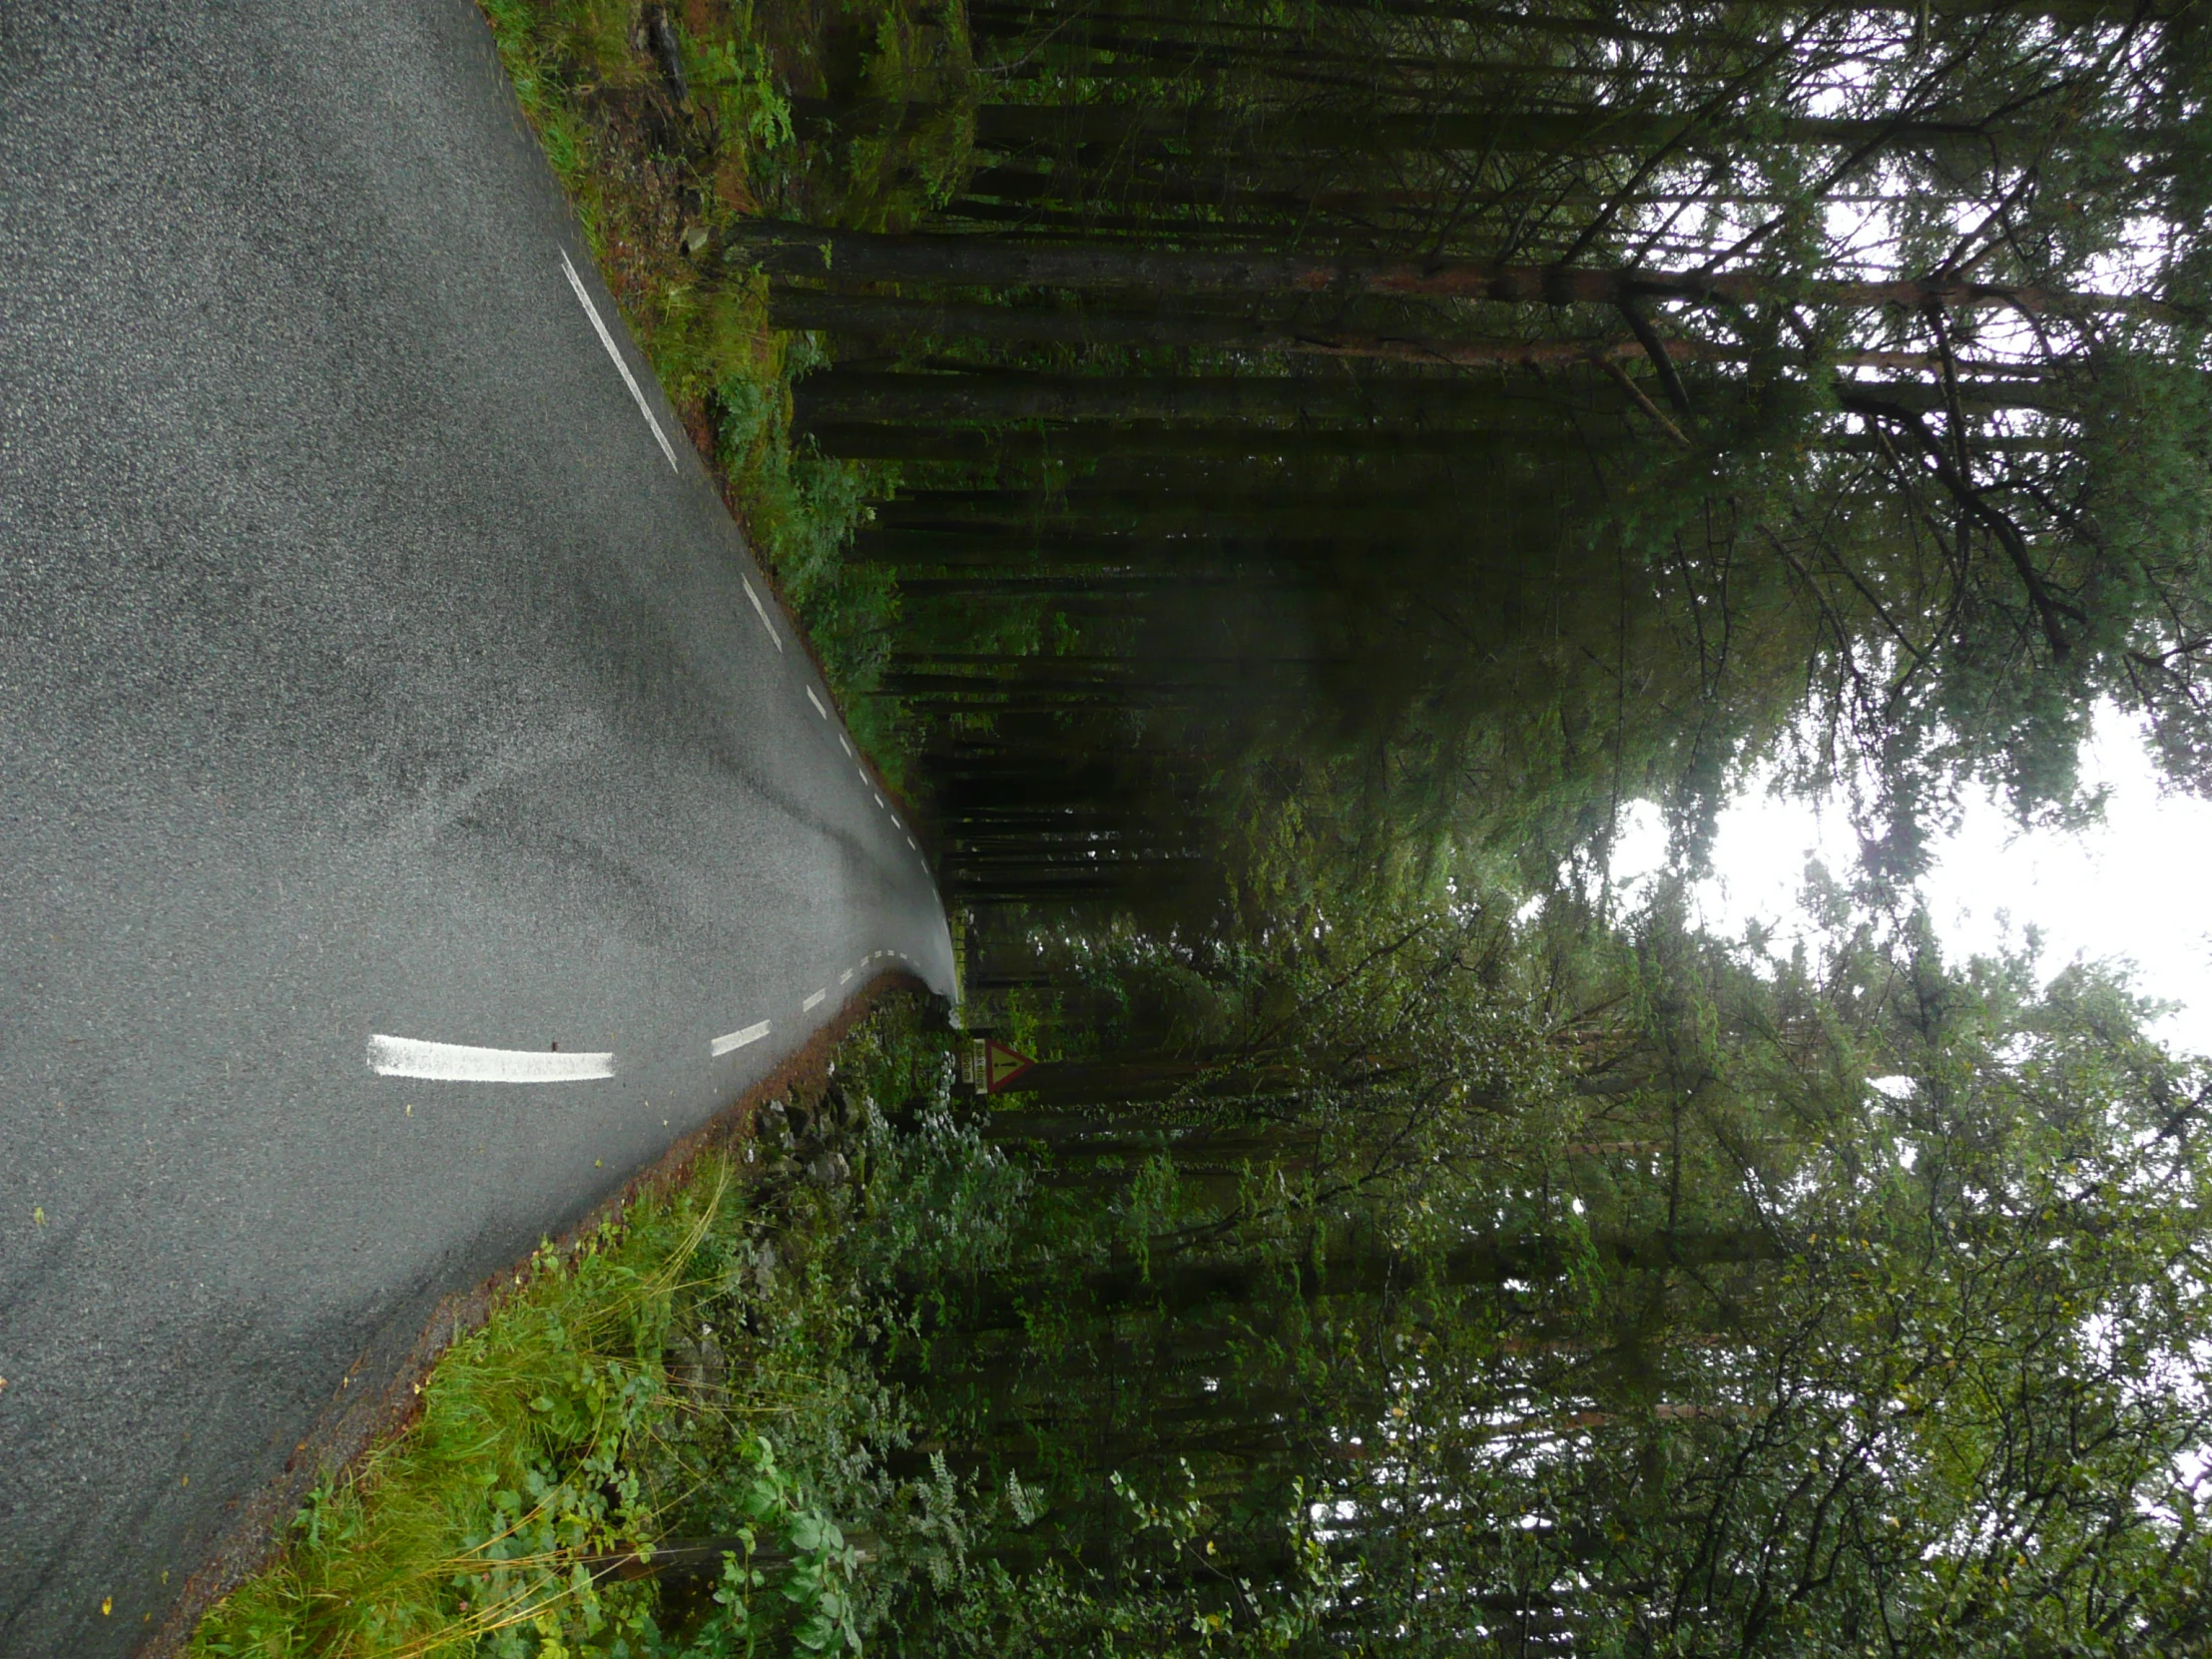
[0,3,955,1651]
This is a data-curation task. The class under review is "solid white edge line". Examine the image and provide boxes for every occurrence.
[741,578,785,652]
[368,1034,614,1082]
[806,687,828,718]
[711,1019,772,1057]
[559,249,679,473]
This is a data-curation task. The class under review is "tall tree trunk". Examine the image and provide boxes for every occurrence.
[730,223,2165,318]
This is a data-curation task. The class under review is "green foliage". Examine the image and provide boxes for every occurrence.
[705,0,2212,925]
[884,890,2212,1655]
[191,1205,698,1656]
[687,32,796,157]
[677,1435,863,1658]
[760,0,977,233]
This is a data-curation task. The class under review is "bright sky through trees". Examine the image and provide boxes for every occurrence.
[1614,704,2212,1054]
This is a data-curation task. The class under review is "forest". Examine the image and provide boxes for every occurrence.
[195,0,2212,1653]
[738,0,2212,917]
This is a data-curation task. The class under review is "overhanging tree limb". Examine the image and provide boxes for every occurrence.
[1617,297,1696,416]
[1838,391,2085,658]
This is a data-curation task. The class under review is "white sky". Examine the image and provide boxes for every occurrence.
[1611,704,2212,1057]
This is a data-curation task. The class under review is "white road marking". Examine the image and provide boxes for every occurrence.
[805,687,828,718]
[838,734,851,757]
[559,249,679,472]
[873,794,886,809]
[803,987,827,1011]
[368,1034,614,1082]
[742,578,784,651]
[712,1019,771,1057]
[839,968,853,984]
[907,836,919,849]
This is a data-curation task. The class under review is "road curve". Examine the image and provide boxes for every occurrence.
[0,2,954,1651]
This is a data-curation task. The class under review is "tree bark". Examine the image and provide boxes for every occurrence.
[799,367,2064,430]
[729,224,2169,318]
[800,97,2093,160]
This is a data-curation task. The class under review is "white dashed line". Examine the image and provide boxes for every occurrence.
[712,1020,771,1057]
[803,988,827,1011]
[907,836,918,849]
[368,1034,613,1082]
[559,249,679,472]
[839,968,853,984]
[742,578,784,652]
[806,687,828,718]
[873,793,886,809]
[838,734,851,757]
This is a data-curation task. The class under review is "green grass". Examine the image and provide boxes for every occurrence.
[196,1197,709,1657]
[190,995,1007,1658]
[470,0,978,794]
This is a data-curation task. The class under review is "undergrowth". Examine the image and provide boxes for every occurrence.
[190,994,1029,1658]
[471,0,978,789]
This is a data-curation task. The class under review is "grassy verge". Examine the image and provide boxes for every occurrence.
[474,0,976,787]
[191,992,1026,1658]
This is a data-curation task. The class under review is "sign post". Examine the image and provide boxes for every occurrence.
[963,1035,1038,1093]
[984,1038,1037,1093]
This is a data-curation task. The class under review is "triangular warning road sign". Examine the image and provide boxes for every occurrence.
[984,1038,1038,1093]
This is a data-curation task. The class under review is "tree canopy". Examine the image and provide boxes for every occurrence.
[874,892,2212,1655]
[717,0,2212,914]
